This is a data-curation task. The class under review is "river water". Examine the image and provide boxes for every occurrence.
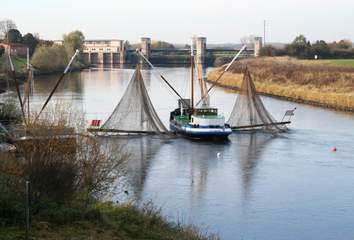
[27,66,354,240]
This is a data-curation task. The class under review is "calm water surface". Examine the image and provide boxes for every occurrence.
[29,66,354,240]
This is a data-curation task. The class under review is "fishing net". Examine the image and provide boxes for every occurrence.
[101,65,168,134]
[227,68,287,133]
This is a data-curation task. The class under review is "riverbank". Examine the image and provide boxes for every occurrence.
[0,56,88,91]
[207,57,354,112]
[0,202,213,240]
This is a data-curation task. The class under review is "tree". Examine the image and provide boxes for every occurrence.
[123,40,131,50]
[22,33,39,55]
[312,40,331,59]
[336,39,353,50]
[259,45,277,57]
[151,41,175,49]
[4,29,22,43]
[31,44,68,72]
[0,19,17,39]
[285,35,313,59]
[63,30,85,54]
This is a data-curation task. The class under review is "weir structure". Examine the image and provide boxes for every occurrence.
[81,40,125,64]
[75,36,263,65]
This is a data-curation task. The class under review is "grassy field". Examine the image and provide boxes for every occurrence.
[208,57,354,112]
[328,59,354,67]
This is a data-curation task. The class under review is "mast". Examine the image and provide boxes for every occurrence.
[27,48,30,122]
[190,38,194,110]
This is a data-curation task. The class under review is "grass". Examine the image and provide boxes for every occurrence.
[0,202,217,240]
[0,55,27,74]
[208,57,354,112]
[328,59,354,67]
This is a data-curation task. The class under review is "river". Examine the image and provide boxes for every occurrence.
[27,66,354,240]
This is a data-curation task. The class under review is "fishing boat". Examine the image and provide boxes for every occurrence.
[169,99,232,139]
[136,42,248,140]
[168,41,232,140]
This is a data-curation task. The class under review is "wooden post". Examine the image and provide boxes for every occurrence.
[25,181,30,240]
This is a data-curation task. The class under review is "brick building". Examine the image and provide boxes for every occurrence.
[0,42,28,57]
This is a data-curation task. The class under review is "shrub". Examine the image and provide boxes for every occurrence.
[213,56,233,67]
[31,44,68,72]
[259,45,277,57]
[0,97,22,126]
[12,103,128,205]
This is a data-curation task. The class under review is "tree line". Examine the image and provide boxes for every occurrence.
[0,19,40,56]
[260,35,354,59]
[0,19,86,72]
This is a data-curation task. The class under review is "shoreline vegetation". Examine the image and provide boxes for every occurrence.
[0,28,89,89]
[0,102,217,240]
[208,57,354,113]
[0,201,215,240]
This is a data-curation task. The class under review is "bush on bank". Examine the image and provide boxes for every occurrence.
[0,105,217,239]
[30,30,87,73]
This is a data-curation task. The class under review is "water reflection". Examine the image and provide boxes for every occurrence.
[187,141,230,208]
[232,133,275,201]
[99,136,164,202]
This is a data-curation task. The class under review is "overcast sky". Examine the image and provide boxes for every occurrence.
[2,0,354,44]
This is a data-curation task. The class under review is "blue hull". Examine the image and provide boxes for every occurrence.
[170,121,232,140]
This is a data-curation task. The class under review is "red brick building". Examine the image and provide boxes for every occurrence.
[0,42,28,57]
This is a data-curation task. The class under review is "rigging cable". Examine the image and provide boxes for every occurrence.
[137,50,191,108]
[195,45,247,106]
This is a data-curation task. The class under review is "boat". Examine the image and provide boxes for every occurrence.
[168,40,232,140]
[136,42,248,140]
[169,99,232,139]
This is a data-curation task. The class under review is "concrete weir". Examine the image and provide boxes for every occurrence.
[82,39,126,64]
[75,36,263,65]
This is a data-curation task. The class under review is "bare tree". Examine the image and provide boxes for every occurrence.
[0,19,17,39]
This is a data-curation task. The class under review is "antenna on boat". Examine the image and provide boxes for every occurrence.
[136,49,191,108]
[195,45,247,106]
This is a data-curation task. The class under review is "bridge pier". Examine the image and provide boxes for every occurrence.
[141,37,151,60]
[87,53,91,64]
[196,37,206,64]
[254,37,263,57]
[119,40,125,64]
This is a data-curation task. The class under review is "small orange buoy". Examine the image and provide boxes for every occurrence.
[332,147,337,152]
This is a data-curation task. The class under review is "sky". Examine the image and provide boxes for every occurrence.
[1,0,354,44]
